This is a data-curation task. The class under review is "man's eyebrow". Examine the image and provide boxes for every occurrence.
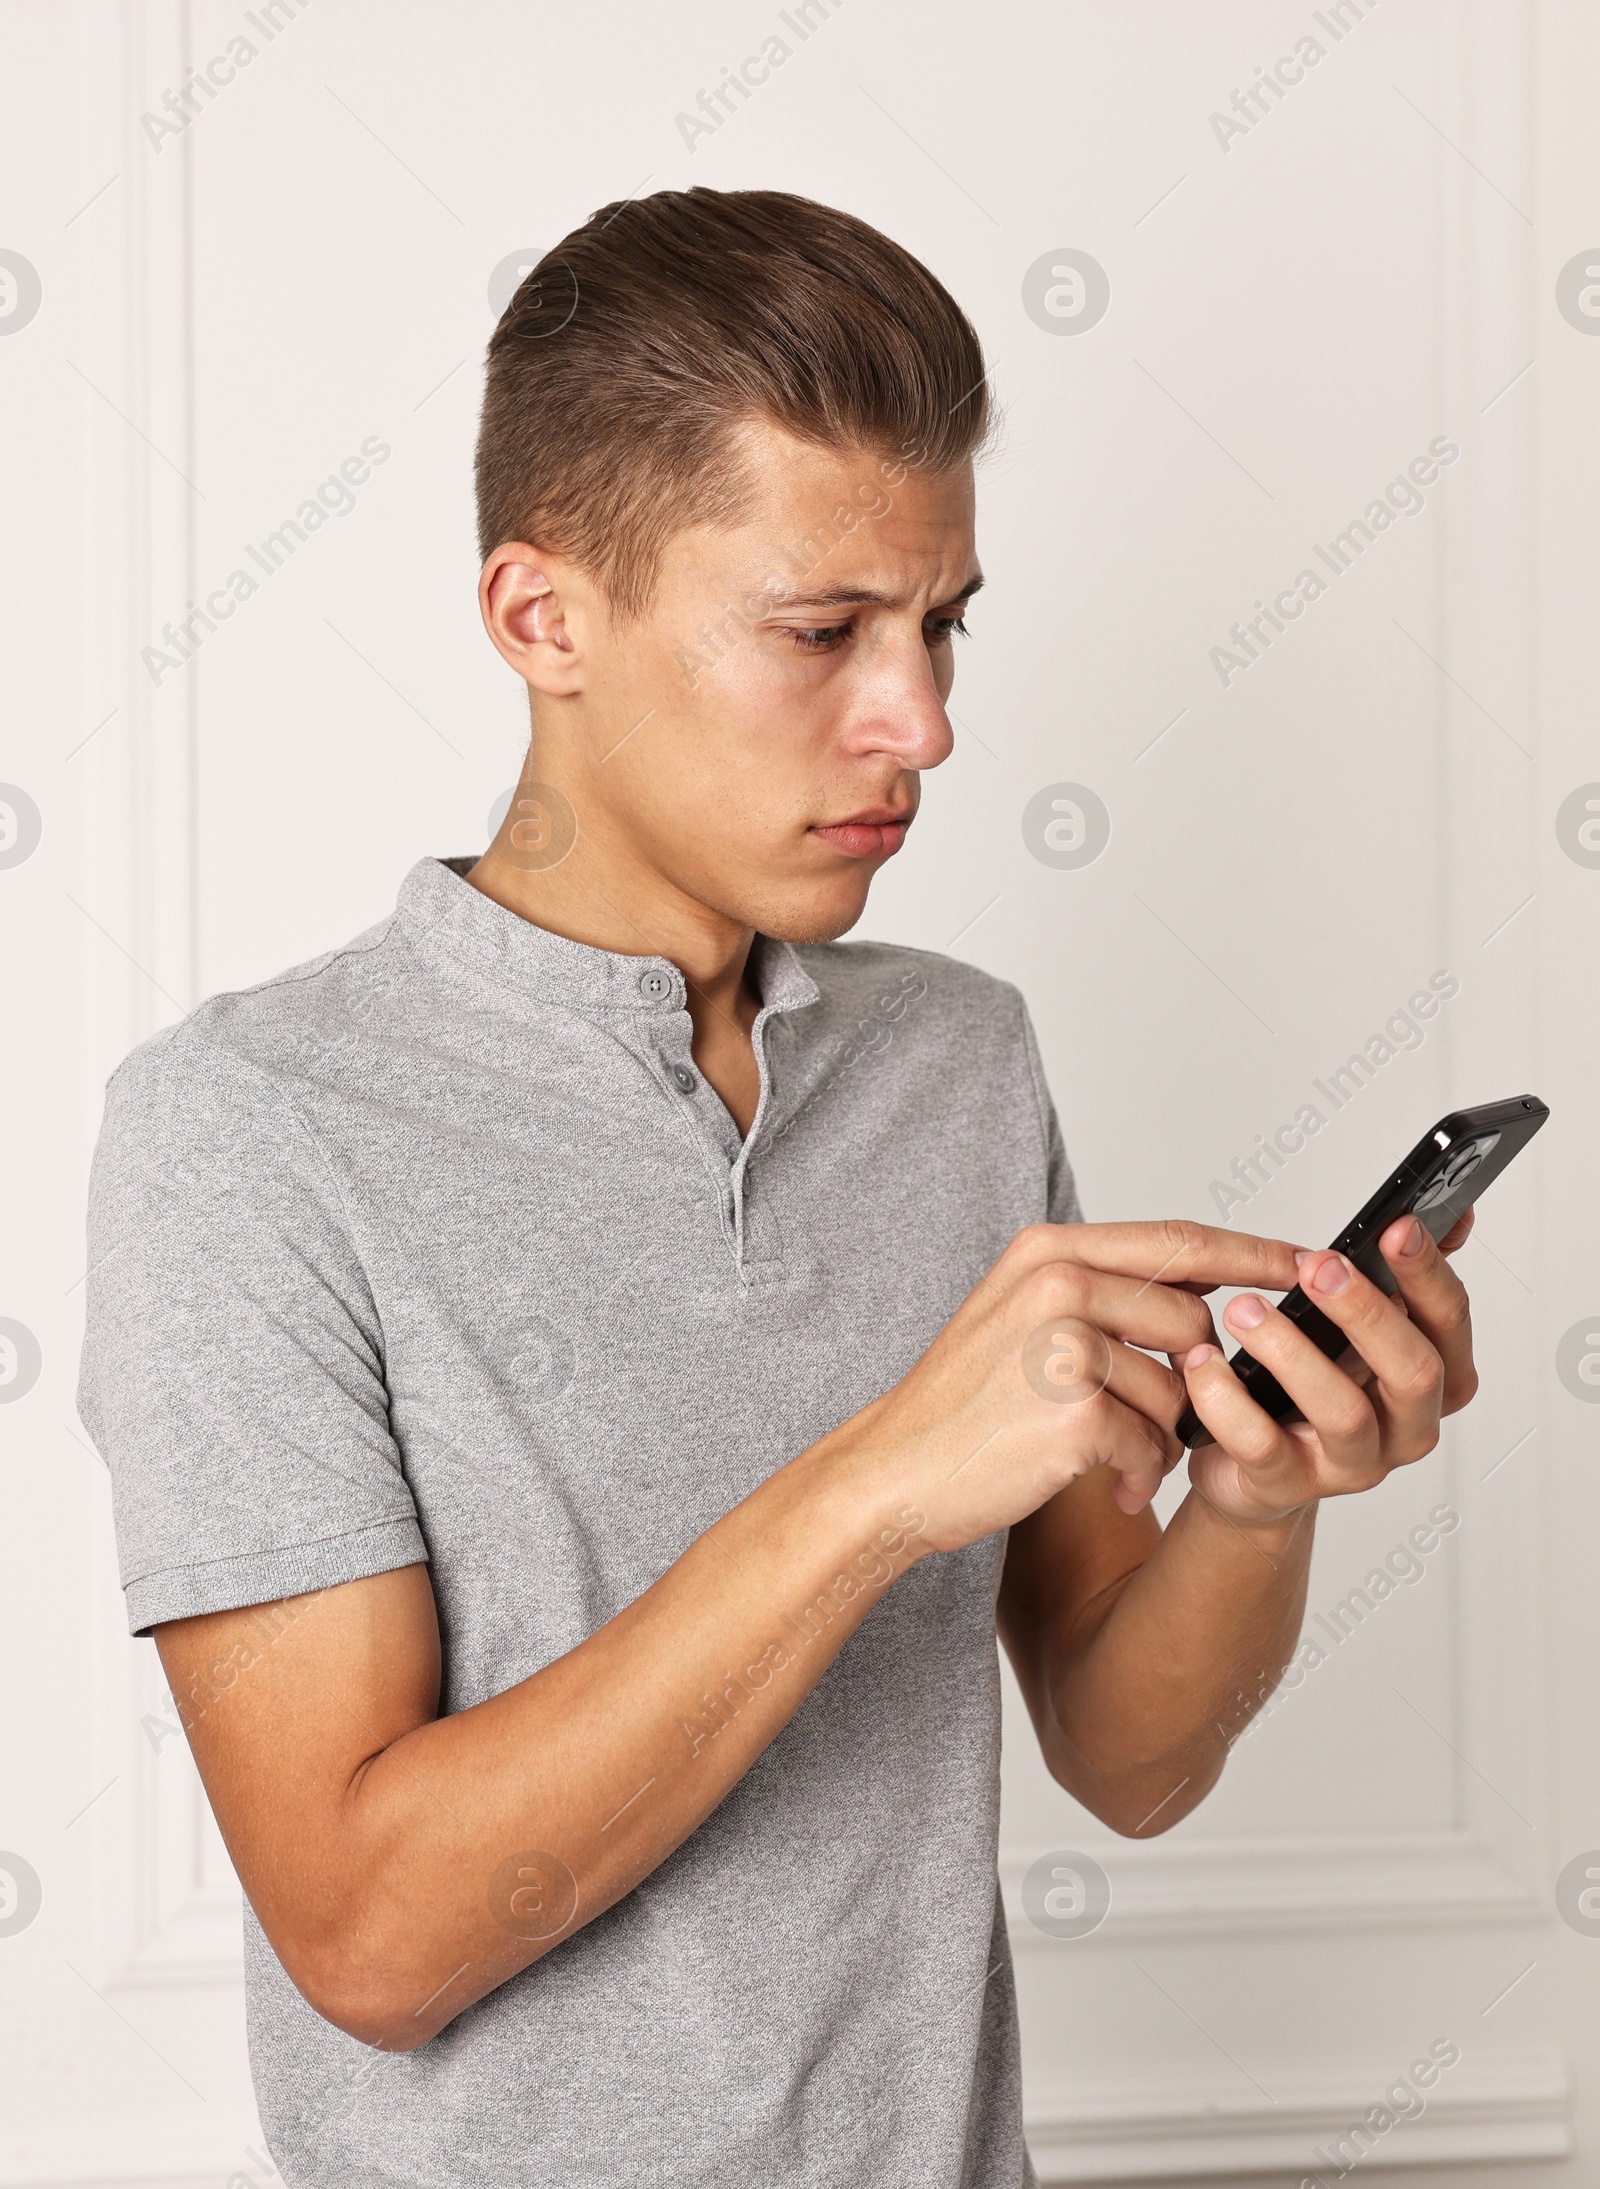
[765,573,986,612]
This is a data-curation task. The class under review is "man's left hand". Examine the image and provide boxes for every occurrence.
[1180,1210,1476,1528]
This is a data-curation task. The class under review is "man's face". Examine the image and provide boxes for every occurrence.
[559,420,979,944]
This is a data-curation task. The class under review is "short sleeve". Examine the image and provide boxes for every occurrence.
[78,1027,427,1637]
[1019,1003,1084,1225]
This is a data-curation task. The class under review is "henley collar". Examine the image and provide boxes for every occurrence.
[397,856,822,1021]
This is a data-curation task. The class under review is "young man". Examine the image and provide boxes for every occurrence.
[80,189,1477,2187]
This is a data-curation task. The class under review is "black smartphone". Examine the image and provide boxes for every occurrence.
[1175,1094,1550,1450]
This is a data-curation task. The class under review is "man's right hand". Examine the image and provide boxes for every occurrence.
[841,1220,1306,1553]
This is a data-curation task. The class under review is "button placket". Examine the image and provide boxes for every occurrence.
[626,937,815,1275]
[645,1013,741,1169]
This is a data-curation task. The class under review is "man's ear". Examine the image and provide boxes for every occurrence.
[479,544,587,697]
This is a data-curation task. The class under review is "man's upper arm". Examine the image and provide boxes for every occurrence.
[153,1566,441,2016]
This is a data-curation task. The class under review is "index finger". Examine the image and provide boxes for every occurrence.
[1017,1219,1305,1297]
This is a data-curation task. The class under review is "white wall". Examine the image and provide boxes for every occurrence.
[2,1,1595,2181]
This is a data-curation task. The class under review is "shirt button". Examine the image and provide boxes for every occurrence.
[671,1064,698,1095]
[638,969,673,1003]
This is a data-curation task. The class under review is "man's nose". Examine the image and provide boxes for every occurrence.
[843,645,956,770]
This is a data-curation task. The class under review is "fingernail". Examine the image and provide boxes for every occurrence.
[1398,1217,1426,1258]
[1309,1253,1351,1296]
[1226,1295,1267,1332]
[1294,1250,1310,1270]
[1184,1343,1220,1370]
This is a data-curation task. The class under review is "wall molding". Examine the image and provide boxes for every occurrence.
[110,1645,246,1991]
[78,0,226,2006]
[0,2116,269,2189]
[1026,2055,1569,2183]
[83,0,198,1083]
[1003,1828,1543,1946]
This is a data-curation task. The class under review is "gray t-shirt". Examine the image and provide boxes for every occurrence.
[79,856,1080,2189]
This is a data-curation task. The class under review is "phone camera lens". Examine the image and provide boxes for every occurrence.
[1411,1131,1500,1214]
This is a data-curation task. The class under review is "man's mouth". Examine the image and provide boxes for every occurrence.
[808,810,912,860]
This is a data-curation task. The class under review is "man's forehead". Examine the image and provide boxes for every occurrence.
[685,420,977,604]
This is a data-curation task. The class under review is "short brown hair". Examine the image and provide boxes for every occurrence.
[474,187,990,620]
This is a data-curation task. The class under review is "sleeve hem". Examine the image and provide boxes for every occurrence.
[123,1516,429,1638]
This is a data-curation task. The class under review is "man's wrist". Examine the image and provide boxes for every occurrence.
[1183,1484,1317,1560]
[724,1405,936,1604]
[797,1407,937,1572]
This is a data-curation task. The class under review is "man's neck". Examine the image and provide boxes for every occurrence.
[466,831,765,1127]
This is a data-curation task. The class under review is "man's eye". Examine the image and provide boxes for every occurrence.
[786,624,850,653]
[927,615,970,643]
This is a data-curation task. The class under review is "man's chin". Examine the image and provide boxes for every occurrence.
[748,886,874,949]
[765,911,867,948]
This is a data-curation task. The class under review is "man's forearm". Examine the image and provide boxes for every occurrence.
[1027,1491,1317,1834]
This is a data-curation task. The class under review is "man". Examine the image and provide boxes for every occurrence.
[80,188,1476,2187]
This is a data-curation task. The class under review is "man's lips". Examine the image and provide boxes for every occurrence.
[808,815,911,859]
